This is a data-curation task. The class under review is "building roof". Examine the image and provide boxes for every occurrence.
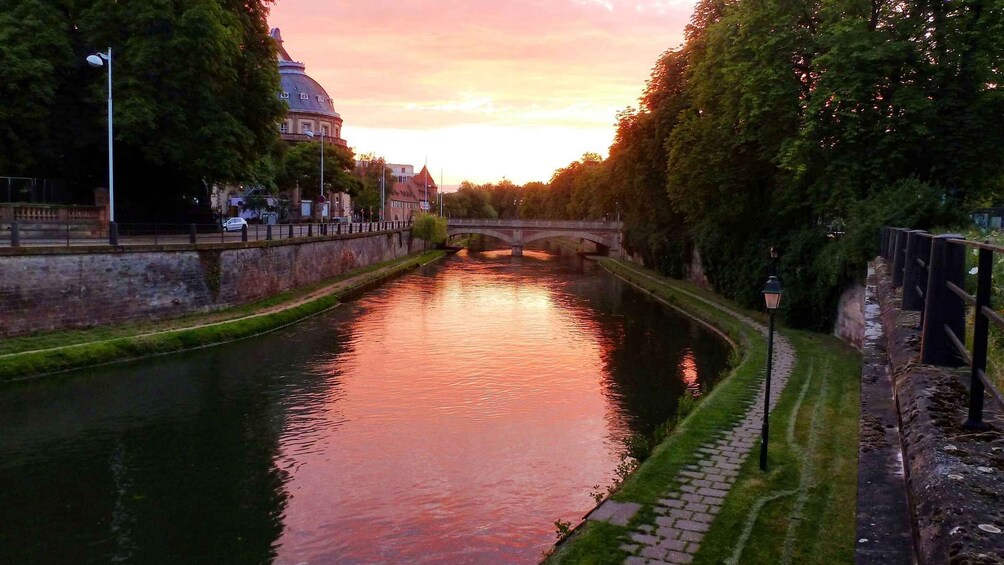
[389,166,438,204]
[270,28,341,119]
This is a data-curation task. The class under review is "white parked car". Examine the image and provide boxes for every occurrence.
[222,217,248,232]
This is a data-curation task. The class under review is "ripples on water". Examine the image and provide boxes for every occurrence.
[0,247,729,564]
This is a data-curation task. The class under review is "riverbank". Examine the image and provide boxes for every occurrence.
[0,250,447,382]
[547,259,860,564]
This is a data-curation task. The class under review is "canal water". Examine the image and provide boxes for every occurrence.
[0,249,730,564]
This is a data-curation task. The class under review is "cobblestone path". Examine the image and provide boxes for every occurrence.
[587,278,797,565]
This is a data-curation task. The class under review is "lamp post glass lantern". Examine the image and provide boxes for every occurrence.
[759,275,782,471]
[87,48,114,225]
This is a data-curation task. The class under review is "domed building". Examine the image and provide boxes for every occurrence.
[271,28,347,147]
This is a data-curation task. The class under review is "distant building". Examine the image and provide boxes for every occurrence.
[387,164,415,184]
[272,28,347,148]
[385,166,438,221]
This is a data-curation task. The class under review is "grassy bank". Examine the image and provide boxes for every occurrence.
[0,250,446,381]
[547,259,859,564]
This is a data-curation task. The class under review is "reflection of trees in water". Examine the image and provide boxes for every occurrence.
[587,277,731,441]
[0,326,355,564]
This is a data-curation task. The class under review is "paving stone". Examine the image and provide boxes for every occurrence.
[641,546,668,561]
[655,516,675,528]
[676,520,710,533]
[625,557,647,565]
[681,493,703,503]
[638,524,654,533]
[702,495,725,507]
[656,526,680,540]
[630,532,660,545]
[620,543,640,554]
[679,485,697,494]
[691,479,712,488]
[680,530,704,543]
[669,509,693,520]
[680,470,705,479]
[691,512,714,523]
[666,550,694,564]
[684,502,709,513]
[588,500,642,527]
[712,481,731,490]
[659,498,685,509]
[653,535,684,551]
[697,487,728,498]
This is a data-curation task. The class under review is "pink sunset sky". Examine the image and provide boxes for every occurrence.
[268,0,695,189]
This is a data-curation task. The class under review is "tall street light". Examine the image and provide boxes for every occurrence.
[86,48,115,239]
[759,274,783,471]
[303,128,325,223]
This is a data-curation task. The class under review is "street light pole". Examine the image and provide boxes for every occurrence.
[760,274,783,471]
[320,130,325,221]
[86,47,114,237]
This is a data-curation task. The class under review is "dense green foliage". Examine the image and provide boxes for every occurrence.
[447,0,1004,328]
[411,212,447,245]
[352,154,397,218]
[277,140,361,200]
[0,0,286,221]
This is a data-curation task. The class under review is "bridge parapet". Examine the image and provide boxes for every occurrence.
[446,218,622,231]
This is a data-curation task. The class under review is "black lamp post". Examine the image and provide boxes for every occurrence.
[759,274,783,471]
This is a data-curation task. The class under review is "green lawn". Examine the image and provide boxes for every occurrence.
[547,259,860,565]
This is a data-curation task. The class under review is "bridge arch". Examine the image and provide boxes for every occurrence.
[446,227,516,246]
[521,230,617,250]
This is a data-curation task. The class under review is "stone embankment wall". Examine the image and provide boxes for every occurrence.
[864,259,1004,563]
[0,230,413,337]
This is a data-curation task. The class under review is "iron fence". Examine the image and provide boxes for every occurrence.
[1,220,414,248]
[881,226,1002,428]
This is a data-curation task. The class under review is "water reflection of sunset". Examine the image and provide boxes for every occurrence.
[271,251,729,563]
[679,348,700,394]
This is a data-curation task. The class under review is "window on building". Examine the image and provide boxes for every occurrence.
[280,122,288,133]
[280,92,289,99]
[317,95,323,102]
[300,93,309,100]
[321,126,330,136]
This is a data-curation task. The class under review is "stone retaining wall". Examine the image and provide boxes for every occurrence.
[0,230,413,336]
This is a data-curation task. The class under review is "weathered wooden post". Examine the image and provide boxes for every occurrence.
[902,230,929,311]
[965,246,992,429]
[266,224,273,241]
[189,223,197,244]
[921,235,966,366]
[109,221,119,246]
[288,224,293,239]
[241,224,248,242]
[10,221,19,247]
[892,229,908,287]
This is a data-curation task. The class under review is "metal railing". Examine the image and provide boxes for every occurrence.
[881,226,1002,428]
[1,219,414,248]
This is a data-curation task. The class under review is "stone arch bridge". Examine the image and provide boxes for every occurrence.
[446,218,623,257]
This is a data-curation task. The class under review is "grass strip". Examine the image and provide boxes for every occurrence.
[695,331,859,565]
[547,259,859,565]
[0,250,446,381]
[547,259,767,564]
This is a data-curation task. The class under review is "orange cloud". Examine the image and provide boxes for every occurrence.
[269,0,693,185]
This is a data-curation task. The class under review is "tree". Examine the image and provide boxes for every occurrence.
[353,153,396,216]
[411,212,447,246]
[278,141,361,198]
[0,0,287,222]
